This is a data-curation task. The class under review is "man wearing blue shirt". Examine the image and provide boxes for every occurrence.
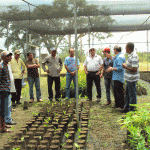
[107,46,125,109]
[64,48,80,100]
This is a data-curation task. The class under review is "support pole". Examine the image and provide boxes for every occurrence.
[147,30,149,71]
[7,21,9,52]
[74,0,79,124]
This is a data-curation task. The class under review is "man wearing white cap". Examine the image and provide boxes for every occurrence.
[10,50,26,106]
[42,49,63,101]
[0,51,13,133]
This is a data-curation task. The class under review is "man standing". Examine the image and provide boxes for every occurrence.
[42,49,63,101]
[84,48,103,102]
[107,46,125,109]
[10,50,25,106]
[122,42,139,113]
[25,52,43,103]
[100,47,114,105]
[65,48,80,100]
[5,54,17,125]
[0,51,13,133]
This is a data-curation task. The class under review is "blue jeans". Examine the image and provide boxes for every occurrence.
[66,74,78,99]
[0,91,9,117]
[124,81,137,111]
[104,78,114,103]
[5,94,13,123]
[28,76,41,100]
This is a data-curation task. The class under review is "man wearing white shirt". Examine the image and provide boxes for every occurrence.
[84,48,103,102]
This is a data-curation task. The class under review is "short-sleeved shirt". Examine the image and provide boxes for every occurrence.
[84,54,103,71]
[112,53,125,83]
[64,56,80,74]
[124,52,140,82]
[10,58,25,79]
[103,56,115,79]
[42,56,63,77]
[25,59,39,78]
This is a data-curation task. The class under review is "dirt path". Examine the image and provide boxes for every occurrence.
[0,77,149,150]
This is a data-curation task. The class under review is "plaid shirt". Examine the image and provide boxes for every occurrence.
[0,62,11,92]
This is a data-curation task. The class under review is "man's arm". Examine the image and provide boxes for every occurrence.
[100,64,104,77]
[21,59,26,74]
[59,58,63,72]
[122,63,138,72]
[84,65,88,75]
[65,65,71,73]
[41,57,49,72]
[0,65,2,82]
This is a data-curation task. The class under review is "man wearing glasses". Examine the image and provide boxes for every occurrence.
[84,48,103,102]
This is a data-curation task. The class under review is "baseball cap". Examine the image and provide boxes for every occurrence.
[102,47,110,52]
[14,50,20,54]
[1,51,12,57]
[51,48,57,52]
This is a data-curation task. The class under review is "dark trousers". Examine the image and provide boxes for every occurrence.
[11,79,22,103]
[48,75,60,99]
[114,80,124,109]
[87,72,101,100]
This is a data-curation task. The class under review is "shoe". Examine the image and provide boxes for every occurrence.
[49,98,53,102]
[5,121,17,125]
[112,105,117,108]
[12,102,16,107]
[29,99,34,103]
[97,98,101,102]
[56,98,60,101]
[0,129,12,133]
[120,109,129,113]
[17,101,22,105]
[105,101,111,105]
[37,99,43,102]
[5,125,12,128]
[65,98,69,101]
[86,99,92,101]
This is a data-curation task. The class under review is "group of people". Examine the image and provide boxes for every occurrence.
[0,42,139,133]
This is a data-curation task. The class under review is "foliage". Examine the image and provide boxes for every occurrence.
[0,0,114,60]
[118,103,150,149]
[60,69,87,98]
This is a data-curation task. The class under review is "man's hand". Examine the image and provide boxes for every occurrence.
[59,69,61,73]
[85,71,89,75]
[70,72,75,76]
[105,53,112,59]
[46,70,50,73]
[100,74,103,78]
[96,72,100,75]
[106,67,113,73]
[122,63,126,68]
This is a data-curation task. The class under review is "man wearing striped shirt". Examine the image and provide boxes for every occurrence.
[0,51,12,133]
[122,42,140,113]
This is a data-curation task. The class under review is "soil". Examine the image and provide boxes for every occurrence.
[0,77,149,150]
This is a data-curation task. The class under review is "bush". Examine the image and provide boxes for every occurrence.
[60,69,87,98]
[118,104,150,149]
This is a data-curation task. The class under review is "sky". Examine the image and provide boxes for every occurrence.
[0,0,150,55]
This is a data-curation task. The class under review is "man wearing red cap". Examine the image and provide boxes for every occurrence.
[100,47,114,105]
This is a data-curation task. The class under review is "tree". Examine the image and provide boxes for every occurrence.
[0,0,114,59]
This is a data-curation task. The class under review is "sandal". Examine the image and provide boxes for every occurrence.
[1,129,12,133]
[5,125,12,128]
[29,99,34,103]
[37,99,43,102]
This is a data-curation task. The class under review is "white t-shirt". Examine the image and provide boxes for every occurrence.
[8,64,16,92]
[84,54,103,71]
